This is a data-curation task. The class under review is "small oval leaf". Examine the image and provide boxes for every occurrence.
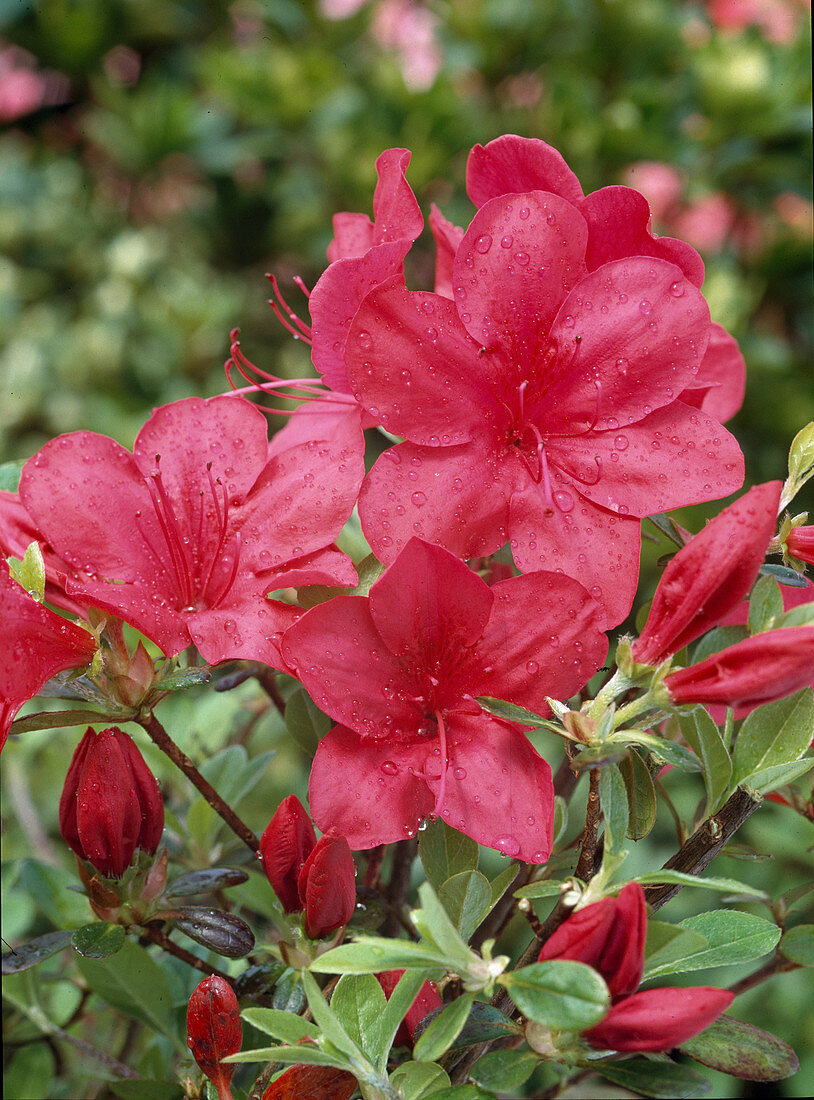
[679,1014,800,1082]
[172,907,255,958]
[71,922,126,959]
[2,930,73,974]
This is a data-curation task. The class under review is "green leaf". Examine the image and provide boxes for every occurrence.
[782,420,814,510]
[748,574,784,633]
[633,871,768,900]
[379,969,430,1067]
[412,1000,521,1053]
[19,859,90,929]
[599,763,628,856]
[591,1057,712,1098]
[619,749,657,839]
[0,458,25,492]
[693,625,749,664]
[165,867,249,897]
[733,688,814,786]
[15,541,46,602]
[226,1044,344,1066]
[390,1061,451,1100]
[779,924,814,966]
[156,666,211,691]
[76,939,179,1045]
[427,1087,496,1100]
[285,686,332,756]
[672,910,782,970]
[778,600,814,627]
[470,1049,539,1091]
[514,880,565,901]
[474,696,550,729]
[642,922,710,979]
[301,970,367,1067]
[439,871,493,941]
[413,993,475,1062]
[410,883,476,973]
[330,973,388,1064]
[419,818,479,893]
[488,862,519,908]
[679,1014,800,1081]
[311,937,448,974]
[2,931,73,974]
[607,730,702,772]
[241,1006,321,1044]
[272,970,305,1013]
[172,907,255,958]
[759,564,810,588]
[552,795,568,848]
[678,706,732,813]
[500,961,609,1030]
[109,1082,180,1100]
[70,922,125,959]
[739,757,814,795]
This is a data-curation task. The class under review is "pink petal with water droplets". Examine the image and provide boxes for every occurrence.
[580,186,705,288]
[369,148,423,246]
[431,711,554,862]
[429,203,464,298]
[452,192,588,358]
[508,472,642,627]
[346,278,503,444]
[282,595,425,737]
[359,439,516,565]
[548,404,744,518]
[539,259,710,433]
[466,135,584,207]
[309,724,435,849]
[467,570,608,711]
[267,400,365,457]
[188,596,302,668]
[328,211,375,261]
[63,574,189,655]
[679,323,746,424]
[368,538,493,667]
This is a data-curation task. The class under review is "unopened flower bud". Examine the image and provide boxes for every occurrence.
[376,970,443,1046]
[785,524,814,566]
[297,833,356,939]
[259,795,317,913]
[186,975,242,1100]
[59,727,163,878]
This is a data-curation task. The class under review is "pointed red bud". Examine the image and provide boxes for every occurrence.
[58,727,164,878]
[260,1064,357,1100]
[665,626,814,708]
[786,525,814,566]
[186,975,242,1100]
[259,795,317,913]
[537,883,646,999]
[376,969,443,1046]
[584,986,734,1052]
[633,482,781,666]
[297,833,356,939]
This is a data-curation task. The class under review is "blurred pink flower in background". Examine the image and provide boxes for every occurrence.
[707,0,810,44]
[320,0,442,90]
[0,45,69,123]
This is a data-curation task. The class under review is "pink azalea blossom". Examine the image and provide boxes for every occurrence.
[633,481,781,665]
[5,396,362,668]
[282,539,607,860]
[0,563,97,750]
[350,178,744,624]
[785,525,814,565]
[707,0,808,44]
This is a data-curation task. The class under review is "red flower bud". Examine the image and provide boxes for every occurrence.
[583,986,734,1052]
[665,626,814,708]
[261,1064,357,1100]
[786,525,814,566]
[186,975,242,1100]
[537,883,646,999]
[297,833,356,939]
[632,482,781,666]
[376,969,443,1046]
[259,795,317,913]
[58,727,163,878]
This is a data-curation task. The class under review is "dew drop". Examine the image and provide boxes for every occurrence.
[618,504,630,515]
[668,281,685,298]
[381,760,398,775]
[639,299,652,316]
[357,330,372,348]
[514,251,530,266]
[553,489,574,513]
[453,767,467,780]
[562,315,575,328]
[474,234,493,254]
[500,234,513,249]
[614,434,629,451]
[526,660,539,674]
[495,836,520,857]
[519,207,530,220]
[411,491,427,508]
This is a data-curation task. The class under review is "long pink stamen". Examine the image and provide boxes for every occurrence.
[433,710,449,819]
[147,465,194,604]
[266,273,313,343]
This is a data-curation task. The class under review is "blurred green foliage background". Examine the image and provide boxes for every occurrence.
[1,1,812,1097]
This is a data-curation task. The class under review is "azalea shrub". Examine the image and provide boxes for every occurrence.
[2,136,813,1100]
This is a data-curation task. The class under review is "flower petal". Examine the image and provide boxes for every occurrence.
[369,148,424,247]
[187,596,301,668]
[452,192,588,357]
[580,186,705,287]
[432,712,554,862]
[466,135,584,207]
[679,323,746,424]
[309,724,435,848]
[584,987,734,1052]
[429,203,464,298]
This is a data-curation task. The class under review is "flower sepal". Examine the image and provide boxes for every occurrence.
[525,1021,588,1064]
[75,846,169,926]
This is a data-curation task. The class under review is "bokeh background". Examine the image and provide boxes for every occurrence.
[1,1,812,1097]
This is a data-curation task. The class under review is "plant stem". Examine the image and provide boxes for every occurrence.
[573,769,601,883]
[382,837,418,937]
[728,954,799,996]
[254,666,287,716]
[139,924,232,982]
[138,710,260,854]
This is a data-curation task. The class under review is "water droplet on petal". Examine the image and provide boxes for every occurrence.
[495,836,520,857]
[357,330,372,348]
[639,299,652,316]
[669,281,685,297]
[614,435,629,451]
[474,234,493,254]
[615,358,630,375]
[500,235,513,249]
[411,491,427,508]
[453,767,467,780]
[381,760,399,775]
[514,252,530,266]
[526,660,539,674]
[553,489,574,513]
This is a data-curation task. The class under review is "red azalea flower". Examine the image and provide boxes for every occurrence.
[297,833,357,939]
[376,970,443,1046]
[633,481,781,666]
[58,726,164,878]
[540,883,733,1052]
[349,192,743,624]
[282,539,607,859]
[786,525,814,566]
[665,626,814,708]
[186,976,242,1100]
[259,795,318,913]
[0,563,97,751]
[6,396,362,667]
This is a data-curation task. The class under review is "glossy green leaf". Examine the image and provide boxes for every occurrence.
[693,625,749,664]
[678,706,732,813]
[673,910,782,970]
[413,993,475,1062]
[241,1006,321,1044]
[733,688,814,785]
[390,1061,451,1100]
[607,730,702,771]
[488,861,520,907]
[410,883,475,973]
[379,969,430,1069]
[76,939,179,1044]
[642,922,710,979]
[634,871,768,900]
[679,1014,800,1081]
[599,762,629,856]
[740,757,814,795]
[156,666,211,691]
[226,1044,345,1066]
[419,818,479,893]
[514,880,565,901]
[500,960,609,1030]
[0,458,25,492]
[778,600,814,627]
[413,1001,521,1053]
[70,922,125,959]
[619,749,657,839]
[552,795,568,848]
[330,973,388,1063]
[590,1057,712,1098]
[748,574,784,633]
[470,1049,539,1090]
[301,970,366,1066]
[759,564,810,588]
[439,871,493,940]
[284,686,332,755]
[19,860,90,929]
[474,696,550,729]
[779,924,814,966]
[1,931,73,974]
[311,937,448,974]
[271,970,305,1014]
